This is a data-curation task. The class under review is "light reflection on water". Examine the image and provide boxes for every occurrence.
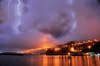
[0,55,100,66]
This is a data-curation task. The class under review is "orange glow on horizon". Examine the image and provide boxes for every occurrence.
[54,48,60,51]
[42,45,50,50]
[39,35,55,50]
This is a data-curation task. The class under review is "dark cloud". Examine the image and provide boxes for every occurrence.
[34,12,76,38]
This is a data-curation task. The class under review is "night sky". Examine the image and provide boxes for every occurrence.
[0,0,100,50]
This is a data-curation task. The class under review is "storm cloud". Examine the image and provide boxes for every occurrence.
[0,0,100,50]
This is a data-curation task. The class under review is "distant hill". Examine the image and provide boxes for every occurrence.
[0,52,26,56]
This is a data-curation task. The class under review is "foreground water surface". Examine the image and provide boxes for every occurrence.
[0,55,100,66]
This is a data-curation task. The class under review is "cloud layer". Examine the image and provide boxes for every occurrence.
[0,0,76,50]
[0,0,100,50]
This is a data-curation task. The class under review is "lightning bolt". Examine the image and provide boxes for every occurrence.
[8,0,24,34]
[14,0,22,34]
[67,0,77,32]
[70,11,77,31]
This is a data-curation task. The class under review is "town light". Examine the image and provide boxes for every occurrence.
[88,45,92,49]
[54,48,60,51]
[70,47,75,52]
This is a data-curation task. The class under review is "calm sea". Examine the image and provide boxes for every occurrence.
[0,55,100,66]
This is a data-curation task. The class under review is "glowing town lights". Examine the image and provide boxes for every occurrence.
[88,45,92,49]
[83,41,87,43]
[87,40,92,43]
[85,53,89,55]
[93,39,98,42]
[65,45,68,47]
[69,47,80,52]
[68,52,71,56]
[70,47,75,52]
[54,48,60,51]
[77,42,82,45]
